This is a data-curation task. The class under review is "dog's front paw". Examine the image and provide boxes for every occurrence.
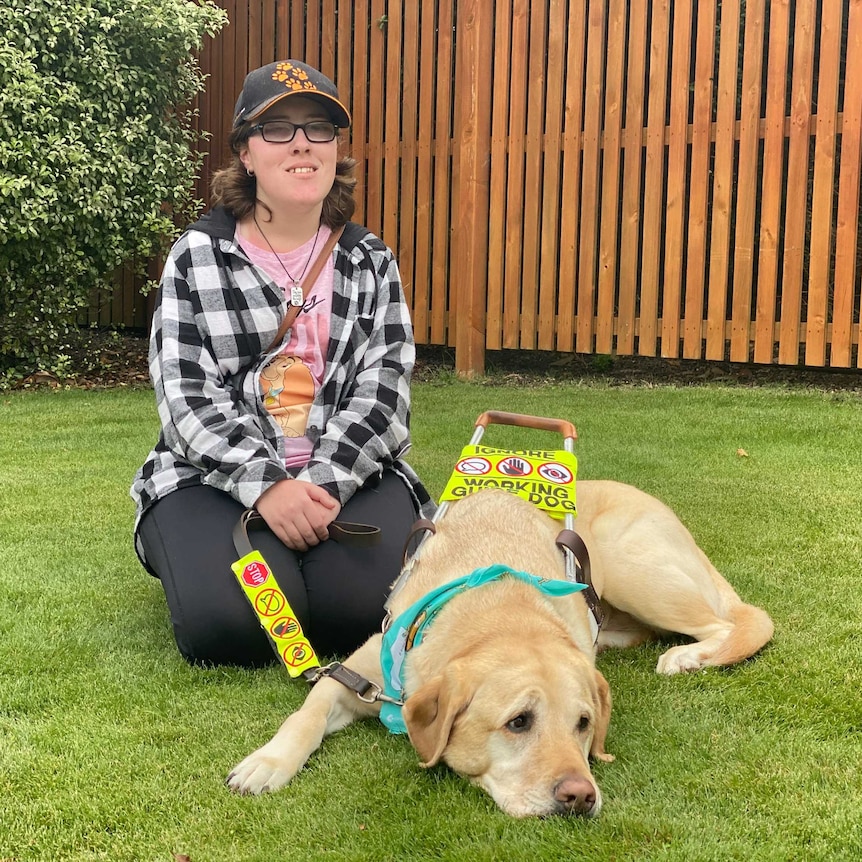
[226,744,298,795]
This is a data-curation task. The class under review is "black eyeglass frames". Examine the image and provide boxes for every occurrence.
[248,120,339,144]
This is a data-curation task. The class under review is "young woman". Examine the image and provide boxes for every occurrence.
[131,60,434,666]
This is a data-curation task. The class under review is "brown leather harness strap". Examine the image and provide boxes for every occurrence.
[555,528,604,634]
[400,517,437,567]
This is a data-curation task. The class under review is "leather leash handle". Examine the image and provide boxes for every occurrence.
[265,225,345,354]
[233,508,381,555]
[327,520,382,548]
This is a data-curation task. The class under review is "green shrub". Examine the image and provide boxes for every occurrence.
[0,0,226,385]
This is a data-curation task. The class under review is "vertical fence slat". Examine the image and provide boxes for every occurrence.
[335,1,351,106]
[833,0,862,367]
[485,1,513,350]
[705,0,740,360]
[754,0,791,363]
[520,0,549,349]
[398,2,419,310]
[320,1,336,69]
[453,0,493,375]
[274,0,289,58]
[304,0,320,64]
[595,0,626,355]
[260,0,275,64]
[247,0,261,71]
[662,0,693,358]
[779,0,817,364]
[638,0,670,357]
[730,0,765,362]
[538,0,566,351]
[806,1,843,366]
[364,1,386,234]
[289,0,304,57]
[683,0,716,359]
[232,0,248,113]
[556,0,588,353]
[410,0,435,343]
[430,0,454,345]
[617,0,648,356]
[577,0,607,353]
[503,1,528,349]
[350,0,368,227]
[382,4,403,256]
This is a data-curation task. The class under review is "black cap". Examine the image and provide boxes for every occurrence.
[232,60,351,129]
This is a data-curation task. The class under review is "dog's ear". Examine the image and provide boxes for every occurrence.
[402,664,473,767]
[589,668,615,763]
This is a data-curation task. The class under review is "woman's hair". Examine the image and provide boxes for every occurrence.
[210,124,357,228]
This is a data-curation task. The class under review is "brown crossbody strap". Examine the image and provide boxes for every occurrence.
[265,225,345,354]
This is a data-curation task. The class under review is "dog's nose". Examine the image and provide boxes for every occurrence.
[553,776,596,815]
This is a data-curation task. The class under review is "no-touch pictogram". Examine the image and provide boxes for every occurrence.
[270,616,301,640]
[497,456,533,477]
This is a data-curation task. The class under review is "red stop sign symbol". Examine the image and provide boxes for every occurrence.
[242,560,270,587]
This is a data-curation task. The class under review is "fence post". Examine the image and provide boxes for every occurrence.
[453,0,493,377]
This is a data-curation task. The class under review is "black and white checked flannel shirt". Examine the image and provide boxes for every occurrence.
[131,208,434,554]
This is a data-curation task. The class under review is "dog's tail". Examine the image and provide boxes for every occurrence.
[708,601,774,667]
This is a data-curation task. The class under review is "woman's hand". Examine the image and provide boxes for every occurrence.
[255,479,341,551]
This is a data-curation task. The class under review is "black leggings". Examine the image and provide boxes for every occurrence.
[137,472,417,667]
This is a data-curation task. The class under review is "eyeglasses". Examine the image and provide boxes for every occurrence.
[248,120,339,144]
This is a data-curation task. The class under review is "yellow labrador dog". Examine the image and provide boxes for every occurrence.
[227,481,773,817]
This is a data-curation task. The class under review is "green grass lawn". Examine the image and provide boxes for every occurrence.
[1,377,861,861]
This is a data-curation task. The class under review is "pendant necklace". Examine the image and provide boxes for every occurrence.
[253,213,321,307]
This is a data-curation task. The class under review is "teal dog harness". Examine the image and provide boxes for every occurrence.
[379,563,587,734]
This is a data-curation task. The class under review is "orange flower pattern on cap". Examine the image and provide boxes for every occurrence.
[272,61,318,93]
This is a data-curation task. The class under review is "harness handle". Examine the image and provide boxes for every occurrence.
[474,411,577,441]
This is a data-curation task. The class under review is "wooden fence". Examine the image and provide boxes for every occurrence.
[104,0,862,374]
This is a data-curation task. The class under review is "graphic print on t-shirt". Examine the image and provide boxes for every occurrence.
[260,354,314,437]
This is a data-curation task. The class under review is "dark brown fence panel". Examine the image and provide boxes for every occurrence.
[103,0,860,373]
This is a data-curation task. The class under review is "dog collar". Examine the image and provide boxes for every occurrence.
[379,564,587,734]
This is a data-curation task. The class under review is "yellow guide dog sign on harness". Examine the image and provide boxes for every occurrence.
[439,444,578,518]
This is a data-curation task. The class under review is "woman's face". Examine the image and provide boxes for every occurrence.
[239,96,338,217]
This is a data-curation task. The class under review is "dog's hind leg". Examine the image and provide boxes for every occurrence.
[227,634,384,794]
[655,600,774,675]
[618,559,773,675]
[603,548,773,676]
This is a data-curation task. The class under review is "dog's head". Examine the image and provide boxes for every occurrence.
[402,636,613,818]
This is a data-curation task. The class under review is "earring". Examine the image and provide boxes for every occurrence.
[246,168,254,177]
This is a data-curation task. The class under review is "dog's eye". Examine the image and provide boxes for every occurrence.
[505,712,534,734]
[576,714,591,732]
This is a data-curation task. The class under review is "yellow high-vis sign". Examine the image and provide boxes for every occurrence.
[439,445,578,518]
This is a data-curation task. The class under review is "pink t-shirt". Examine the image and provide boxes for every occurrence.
[238,226,334,468]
